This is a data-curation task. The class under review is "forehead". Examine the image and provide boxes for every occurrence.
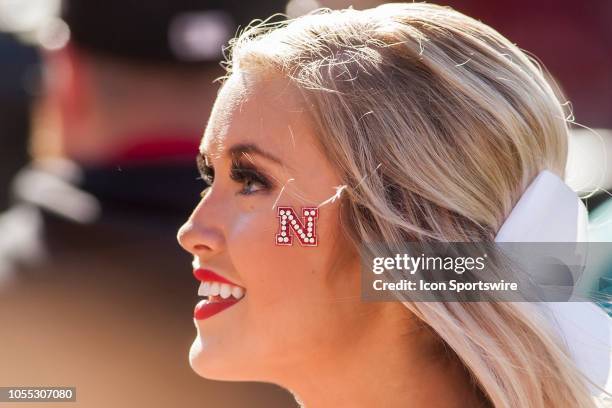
[200,71,309,160]
[200,70,343,205]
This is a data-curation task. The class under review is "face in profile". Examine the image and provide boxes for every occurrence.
[177,71,395,383]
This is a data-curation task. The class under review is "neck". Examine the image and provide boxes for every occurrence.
[278,303,487,408]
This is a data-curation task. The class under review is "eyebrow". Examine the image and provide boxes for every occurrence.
[200,143,285,167]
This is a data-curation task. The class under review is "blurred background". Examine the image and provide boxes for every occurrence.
[0,1,610,407]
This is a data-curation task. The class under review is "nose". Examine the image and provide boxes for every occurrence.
[177,202,224,258]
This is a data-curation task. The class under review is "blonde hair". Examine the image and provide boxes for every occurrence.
[222,3,599,407]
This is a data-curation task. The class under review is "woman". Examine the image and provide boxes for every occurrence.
[177,3,609,407]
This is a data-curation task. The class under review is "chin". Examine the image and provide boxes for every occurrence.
[189,335,232,380]
[188,332,255,381]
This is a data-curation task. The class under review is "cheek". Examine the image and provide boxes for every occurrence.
[227,207,344,323]
[224,205,369,371]
[228,209,323,303]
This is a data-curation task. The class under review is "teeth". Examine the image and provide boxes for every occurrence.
[231,286,244,299]
[210,282,220,296]
[198,281,210,296]
[219,284,232,299]
[197,280,246,300]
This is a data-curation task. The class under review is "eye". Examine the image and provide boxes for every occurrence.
[230,161,272,196]
[196,155,214,198]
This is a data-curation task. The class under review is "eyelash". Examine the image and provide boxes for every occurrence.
[197,157,272,197]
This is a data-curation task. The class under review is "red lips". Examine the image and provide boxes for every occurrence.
[194,298,239,320]
[193,268,237,286]
[193,268,244,321]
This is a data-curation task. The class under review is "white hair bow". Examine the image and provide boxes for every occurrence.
[495,170,612,396]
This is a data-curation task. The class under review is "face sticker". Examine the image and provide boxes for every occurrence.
[275,206,319,247]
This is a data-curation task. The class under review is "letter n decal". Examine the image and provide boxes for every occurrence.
[275,206,318,247]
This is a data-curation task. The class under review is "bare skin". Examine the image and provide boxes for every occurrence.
[177,71,487,408]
